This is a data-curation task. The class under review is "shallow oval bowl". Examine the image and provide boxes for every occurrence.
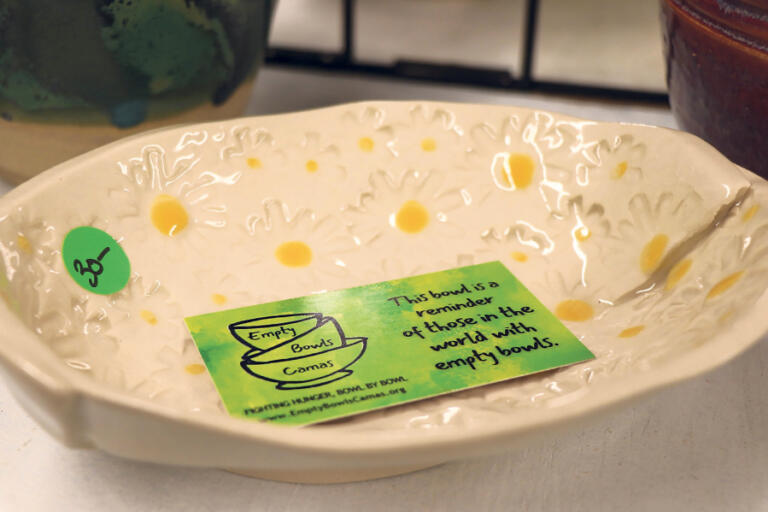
[0,101,767,483]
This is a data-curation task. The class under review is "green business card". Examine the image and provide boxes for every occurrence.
[184,261,594,426]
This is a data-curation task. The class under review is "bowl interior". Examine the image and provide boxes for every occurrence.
[1,101,767,433]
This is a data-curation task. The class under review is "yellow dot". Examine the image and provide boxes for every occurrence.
[247,157,262,169]
[500,153,535,190]
[185,364,206,375]
[555,300,594,322]
[612,161,629,179]
[665,258,692,290]
[640,234,668,274]
[719,310,735,324]
[510,251,528,262]
[619,325,645,338]
[16,234,31,253]
[358,137,374,152]
[211,293,228,305]
[305,159,319,173]
[706,271,744,300]
[573,226,591,242]
[275,241,313,267]
[420,137,437,152]
[395,200,430,234]
[150,194,189,237]
[743,204,759,222]
[139,309,158,325]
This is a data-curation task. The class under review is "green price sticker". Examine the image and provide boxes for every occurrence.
[62,226,131,295]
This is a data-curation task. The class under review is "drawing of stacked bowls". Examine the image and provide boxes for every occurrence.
[229,313,367,390]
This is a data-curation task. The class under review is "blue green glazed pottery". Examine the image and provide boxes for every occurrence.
[0,0,274,182]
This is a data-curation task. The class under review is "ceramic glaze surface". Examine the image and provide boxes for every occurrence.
[0,102,766,445]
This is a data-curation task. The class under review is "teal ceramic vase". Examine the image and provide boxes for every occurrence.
[0,0,274,182]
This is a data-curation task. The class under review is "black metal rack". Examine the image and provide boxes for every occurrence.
[265,0,669,104]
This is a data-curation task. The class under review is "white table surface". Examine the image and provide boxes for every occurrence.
[2,68,767,512]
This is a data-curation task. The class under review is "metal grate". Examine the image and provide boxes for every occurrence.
[265,0,669,104]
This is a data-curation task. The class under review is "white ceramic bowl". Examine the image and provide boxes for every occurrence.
[1,101,767,483]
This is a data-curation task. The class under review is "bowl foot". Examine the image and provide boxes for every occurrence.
[226,462,439,484]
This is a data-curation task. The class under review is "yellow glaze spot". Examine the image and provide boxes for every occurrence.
[719,310,735,324]
[665,258,692,290]
[743,204,759,222]
[501,153,535,190]
[151,194,189,237]
[420,137,437,152]
[574,226,591,242]
[139,309,158,325]
[555,300,594,322]
[275,241,313,267]
[619,325,645,338]
[0,273,18,312]
[358,137,374,152]
[706,271,744,300]
[640,234,668,274]
[510,251,528,262]
[211,293,228,305]
[395,200,430,234]
[305,159,319,173]
[16,234,31,253]
[612,161,629,179]
[246,157,262,169]
[185,364,206,375]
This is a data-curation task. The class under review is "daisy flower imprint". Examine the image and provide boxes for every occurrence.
[615,190,703,274]
[132,342,222,414]
[569,189,706,301]
[344,169,473,276]
[384,104,465,177]
[0,206,58,323]
[578,134,646,186]
[657,193,768,334]
[102,276,186,385]
[270,131,349,216]
[116,141,240,262]
[336,106,396,161]
[187,268,258,316]
[331,107,396,194]
[586,292,679,360]
[241,200,356,298]
[468,114,542,192]
[33,294,127,388]
[548,195,615,293]
[221,125,286,175]
[472,223,556,298]
[539,268,609,329]
[463,112,580,234]
[1,205,59,270]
